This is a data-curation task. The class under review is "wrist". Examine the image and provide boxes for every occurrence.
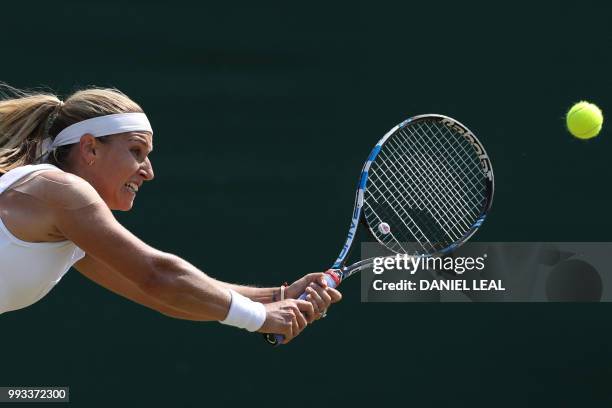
[272,282,289,302]
[219,289,266,332]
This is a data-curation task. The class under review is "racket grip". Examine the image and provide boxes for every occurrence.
[264,271,340,346]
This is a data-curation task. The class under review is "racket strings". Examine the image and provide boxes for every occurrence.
[402,122,486,224]
[384,134,472,236]
[368,149,458,252]
[409,122,484,209]
[400,125,484,221]
[362,195,417,254]
[374,129,475,244]
[365,174,438,253]
[424,121,486,204]
[363,118,488,255]
[369,148,459,246]
[406,121,486,207]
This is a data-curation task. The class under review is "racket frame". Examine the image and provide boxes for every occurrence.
[331,114,494,282]
[265,114,494,346]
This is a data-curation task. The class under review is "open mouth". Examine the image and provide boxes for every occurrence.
[125,182,139,194]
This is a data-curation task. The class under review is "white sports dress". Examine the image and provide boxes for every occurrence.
[0,164,85,314]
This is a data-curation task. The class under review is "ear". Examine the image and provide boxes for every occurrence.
[78,134,98,164]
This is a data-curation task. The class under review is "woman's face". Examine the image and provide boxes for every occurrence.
[89,131,154,211]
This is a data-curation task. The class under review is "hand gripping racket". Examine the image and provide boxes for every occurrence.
[265,114,494,345]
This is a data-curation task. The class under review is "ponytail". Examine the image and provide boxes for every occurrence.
[0,84,62,174]
[0,83,144,175]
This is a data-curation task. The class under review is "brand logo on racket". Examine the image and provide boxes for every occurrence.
[337,219,358,262]
[441,118,493,181]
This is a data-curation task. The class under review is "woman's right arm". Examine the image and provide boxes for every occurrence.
[50,173,312,341]
[74,254,210,321]
[56,197,232,320]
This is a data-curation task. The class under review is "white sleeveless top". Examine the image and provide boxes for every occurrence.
[0,164,86,314]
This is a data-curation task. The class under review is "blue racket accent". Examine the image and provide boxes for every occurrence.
[331,137,389,269]
[473,216,486,227]
[367,145,382,162]
[266,114,494,347]
[441,243,458,255]
[359,172,369,189]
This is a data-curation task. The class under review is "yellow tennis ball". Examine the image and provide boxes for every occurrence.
[566,101,603,140]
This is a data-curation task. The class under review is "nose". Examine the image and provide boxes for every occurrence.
[140,157,155,181]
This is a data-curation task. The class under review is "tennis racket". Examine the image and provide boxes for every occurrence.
[265,114,494,345]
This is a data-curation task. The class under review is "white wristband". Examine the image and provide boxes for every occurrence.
[220,289,266,332]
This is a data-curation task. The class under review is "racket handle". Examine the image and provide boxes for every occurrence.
[264,271,341,346]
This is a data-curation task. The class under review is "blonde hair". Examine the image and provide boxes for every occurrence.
[0,83,144,175]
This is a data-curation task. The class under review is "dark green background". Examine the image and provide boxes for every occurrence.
[2,1,612,406]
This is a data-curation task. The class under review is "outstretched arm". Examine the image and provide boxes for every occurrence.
[213,281,278,304]
[76,254,340,323]
[74,254,206,320]
[214,274,342,310]
[48,172,313,342]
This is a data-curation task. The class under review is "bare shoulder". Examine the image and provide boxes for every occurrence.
[35,170,86,186]
[13,169,103,210]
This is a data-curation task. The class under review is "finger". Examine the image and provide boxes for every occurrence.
[295,300,315,322]
[307,286,327,314]
[293,312,300,335]
[295,299,315,323]
[279,323,289,344]
[290,302,309,329]
[326,287,342,303]
[303,272,326,286]
[306,288,321,312]
[295,307,308,331]
[303,273,323,285]
[312,283,332,307]
[284,313,298,344]
[305,293,319,323]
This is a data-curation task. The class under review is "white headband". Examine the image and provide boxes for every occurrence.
[41,112,153,159]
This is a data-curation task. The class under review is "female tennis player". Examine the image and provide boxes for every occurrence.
[0,84,341,344]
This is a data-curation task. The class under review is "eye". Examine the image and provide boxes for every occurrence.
[131,148,143,159]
